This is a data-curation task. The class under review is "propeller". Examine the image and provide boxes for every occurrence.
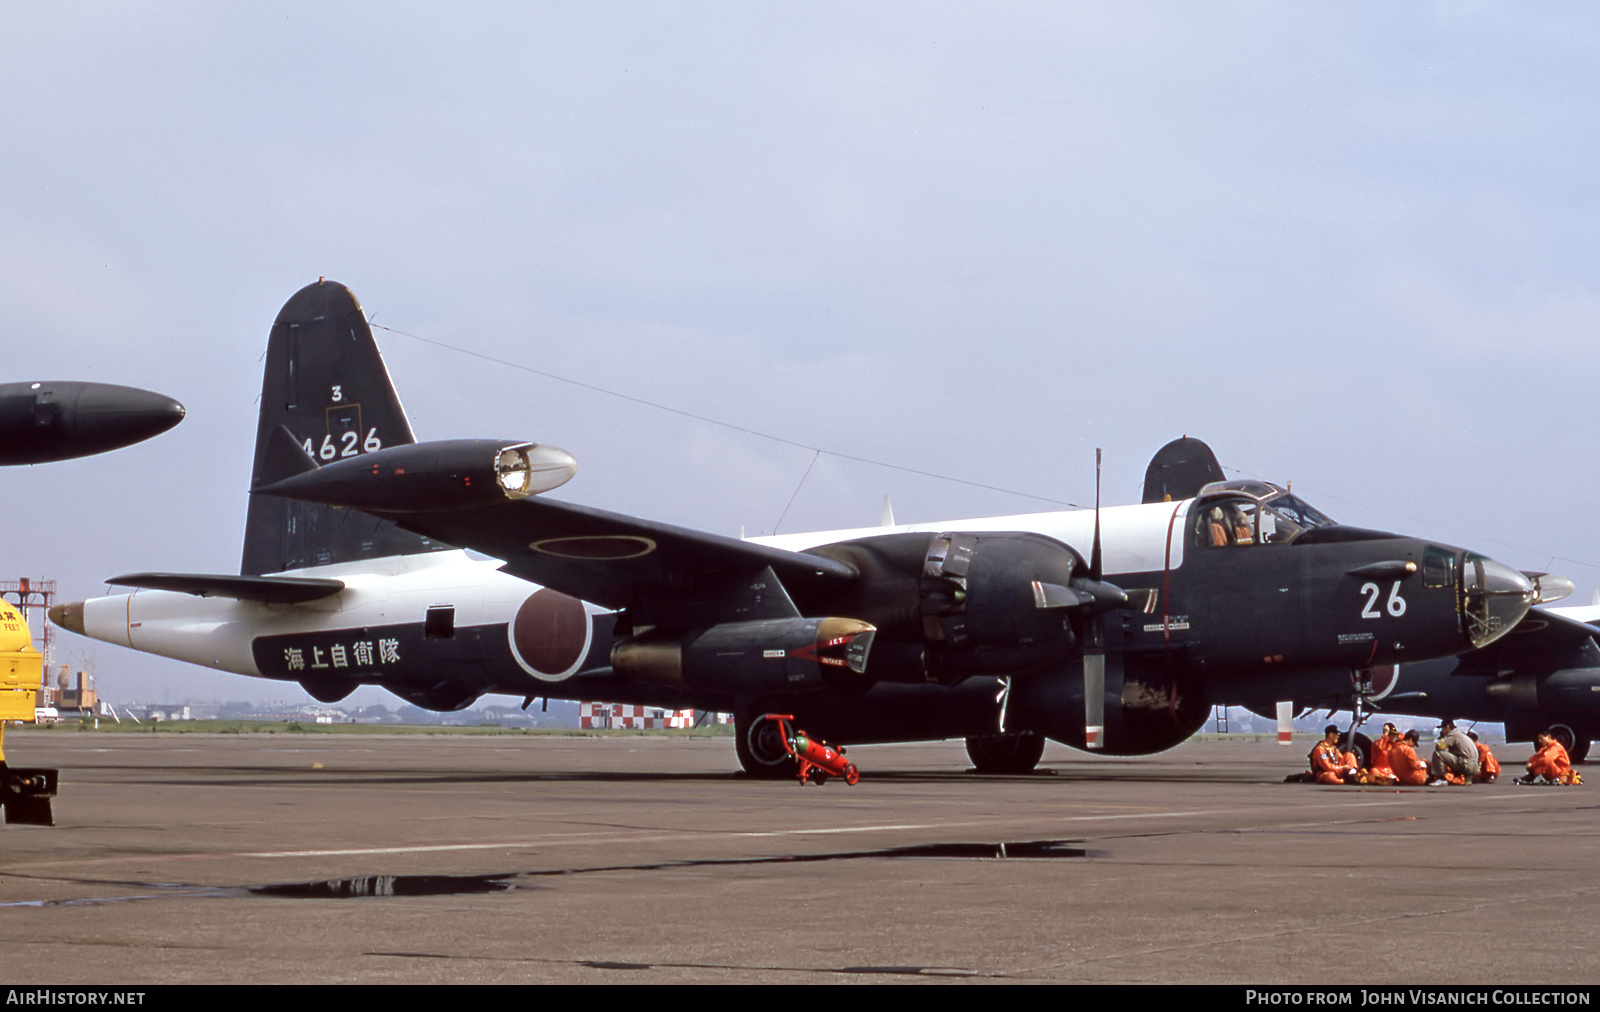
[1084,448,1106,749]
[1009,448,1134,747]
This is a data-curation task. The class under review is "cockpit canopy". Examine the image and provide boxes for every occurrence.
[1192,479,1336,548]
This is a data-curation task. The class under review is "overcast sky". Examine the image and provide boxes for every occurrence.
[4,3,1599,708]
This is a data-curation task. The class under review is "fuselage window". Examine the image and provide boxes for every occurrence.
[1423,546,1456,590]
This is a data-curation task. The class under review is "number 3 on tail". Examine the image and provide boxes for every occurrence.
[1359,581,1406,619]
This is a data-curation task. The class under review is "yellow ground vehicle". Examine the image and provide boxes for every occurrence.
[0,598,56,825]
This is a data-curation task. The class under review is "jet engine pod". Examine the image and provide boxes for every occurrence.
[257,438,577,512]
[611,617,875,693]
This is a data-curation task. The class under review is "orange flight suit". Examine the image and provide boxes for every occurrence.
[1527,741,1571,780]
[1311,741,1358,785]
[1369,735,1397,775]
[1475,742,1500,783]
[1365,734,1399,785]
[1389,742,1428,785]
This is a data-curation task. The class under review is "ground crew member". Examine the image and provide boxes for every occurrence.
[1428,718,1480,786]
[1390,729,1429,786]
[1311,724,1359,785]
[1467,731,1500,783]
[1519,732,1573,784]
[1367,722,1400,785]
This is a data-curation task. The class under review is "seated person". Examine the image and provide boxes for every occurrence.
[1310,724,1359,785]
[1366,722,1401,785]
[1521,732,1573,784]
[1467,731,1500,783]
[1390,729,1429,786]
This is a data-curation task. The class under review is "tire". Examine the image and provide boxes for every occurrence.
[964,731,1046,774]
[1549,724,1591,764]
[734,713,798,778]
[1338,731,1373,771]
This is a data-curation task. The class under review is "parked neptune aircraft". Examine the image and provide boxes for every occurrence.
[1139,436,1595,763]
[51,281,1540,776]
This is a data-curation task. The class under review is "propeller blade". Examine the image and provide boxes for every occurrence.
[1090,447,1103,582]
[1276,701,1293,746]
[1083,648,1105,750]
[996,676,1011,733]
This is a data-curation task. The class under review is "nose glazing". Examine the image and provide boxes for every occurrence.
[1462,554,1535,649]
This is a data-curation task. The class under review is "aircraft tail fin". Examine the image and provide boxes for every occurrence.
[1141,437,1225,504]
[241,280,449,575]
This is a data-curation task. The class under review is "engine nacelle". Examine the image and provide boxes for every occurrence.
[805,531,1089,682]
[611,617,875,693]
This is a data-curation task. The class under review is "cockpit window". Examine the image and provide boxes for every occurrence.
[1196,495,1330,548]
[1196,499,1259,547]
[1266,494,1334,530]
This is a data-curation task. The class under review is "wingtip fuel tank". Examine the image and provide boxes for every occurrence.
[254,438,578,512]
[0,381,184,465]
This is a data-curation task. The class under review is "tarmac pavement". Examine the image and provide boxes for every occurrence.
[0,730,1592,984]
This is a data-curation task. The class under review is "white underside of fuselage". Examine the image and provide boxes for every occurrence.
[77,550,556,678]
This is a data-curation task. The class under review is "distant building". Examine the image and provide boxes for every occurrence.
[579,703,728,729]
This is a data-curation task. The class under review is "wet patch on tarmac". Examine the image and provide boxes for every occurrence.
[364,951,993,978]
[2,839,1100,907]
[251,873,517,899]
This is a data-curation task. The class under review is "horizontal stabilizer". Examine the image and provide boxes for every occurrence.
[107,572,345,603]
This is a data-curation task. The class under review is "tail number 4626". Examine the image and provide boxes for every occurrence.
[303,429,383,461]
[1359,581,1406,619]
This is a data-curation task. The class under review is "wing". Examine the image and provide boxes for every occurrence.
[387,497,859,616]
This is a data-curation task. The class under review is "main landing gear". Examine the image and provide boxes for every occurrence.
[964,731,1046,774]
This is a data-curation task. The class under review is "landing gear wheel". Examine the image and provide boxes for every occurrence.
[965,731,1046,774]
[735,713,798,778]
[1549,724,1591,764]
[1338,731,1373,771]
